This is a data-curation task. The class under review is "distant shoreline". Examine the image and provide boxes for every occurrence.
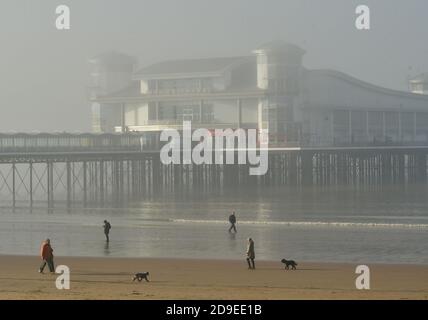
[1,254,427,266]
[0,255,427,299]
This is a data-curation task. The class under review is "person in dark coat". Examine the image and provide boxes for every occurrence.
[39,239,55,274]
[246,238,255,269]
[103,220,111,242]
[228,211,237,233]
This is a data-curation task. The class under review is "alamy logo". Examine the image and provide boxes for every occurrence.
[355,265,370,290]
[55,5,70,30]
[355,5,370,30]
[160,121,269,176]
[55,265,70,290]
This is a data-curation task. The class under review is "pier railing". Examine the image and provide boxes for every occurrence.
[0,133,160,153]
[2,132,428,154]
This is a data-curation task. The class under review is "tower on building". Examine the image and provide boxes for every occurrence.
[88,52,137,132]
[409,73,428,95]
[253,41,305,144]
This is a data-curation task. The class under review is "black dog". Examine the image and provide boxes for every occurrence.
[132,272,150,282]
[281,259,298,270]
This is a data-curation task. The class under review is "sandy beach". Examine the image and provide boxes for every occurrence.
[0,255,427,300]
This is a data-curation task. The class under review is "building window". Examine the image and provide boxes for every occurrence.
[201,104,214,123]
[176,105,200,122]
[351,111,366,142]
[368,111,383,142]
[411,83,425,92]
[333,110,350,143]
[416,113,428,141]
[385,112,399,142]
[157,78,206,93]
[401,112,414,142]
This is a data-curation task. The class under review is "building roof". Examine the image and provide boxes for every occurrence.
[308,69,428,101]
[89,51,137,65]
[134,56,249,79]
[253,40,306,55]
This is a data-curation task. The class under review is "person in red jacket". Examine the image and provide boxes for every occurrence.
[39,239,55,274]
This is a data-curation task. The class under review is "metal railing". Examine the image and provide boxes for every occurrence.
[0,132,160,153]
[2,132,428,154]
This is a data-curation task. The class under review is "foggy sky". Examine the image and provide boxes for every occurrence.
[0,0,427,132]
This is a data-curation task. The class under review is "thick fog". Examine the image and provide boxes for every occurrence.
[0,0,427,132]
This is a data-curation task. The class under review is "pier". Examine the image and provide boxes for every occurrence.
[0,133,427,207]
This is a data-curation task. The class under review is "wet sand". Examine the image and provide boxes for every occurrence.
[0,255,427,300]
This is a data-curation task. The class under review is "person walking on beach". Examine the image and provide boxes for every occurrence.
[103,220,111,242]
[39,239,55,274]
[246,238,255,270]
[228,211,237,233]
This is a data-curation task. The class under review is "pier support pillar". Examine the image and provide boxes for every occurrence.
[29,162,33,207]
[47,161,54,207]
[301,152,314,185]
[66,161,72,207]
[83,161,88,206]
[288,153,298,185]
[101,161,106,203]
[12,162,16,208]
[416,153,427,183]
